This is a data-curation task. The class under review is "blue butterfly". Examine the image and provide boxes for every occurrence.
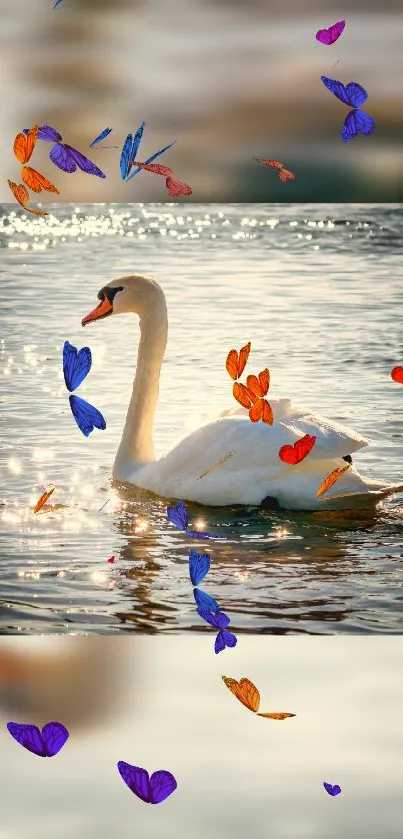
[120,121,177,182]
[54,0,64,7]
[90,128,113,148]
[63,341,106,438]
[167,500,226,541]
[193,587,220,614]
[197,608,237,654]
[189,548,210,585]
[321,75,375,142]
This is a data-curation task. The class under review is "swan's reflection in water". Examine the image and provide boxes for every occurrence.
[108,482,400,634]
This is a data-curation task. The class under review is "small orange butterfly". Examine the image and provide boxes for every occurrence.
[317,464,351,498]
[8,181,48,216]
[13,125,39,165]
[21,166,59,194]
[33,486,56,514]
[222,676,295,720]
[233,369,273,425]
[226,342,251,381]
[254,158,295,182]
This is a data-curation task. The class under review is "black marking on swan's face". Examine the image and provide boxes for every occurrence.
[342,455,352,464]
[98,285,124,308]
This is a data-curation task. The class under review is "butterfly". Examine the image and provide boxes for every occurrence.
[222,676,296,719]
[226,342,251,381]
[198,451,234,480]
[107,556,115,563]
[391,366,403,384]
[63,341,106,437]
[8,180,48,216]
[321,76,375,142]
[7,721,69,757]
[13,125,39,164]
[188,548,210,586]
[90,127,113,147]
[254,159,295,182]
[21,167,59,194]
[193,587,220,614]
[198,608,237,654]
[317,464,351,498]
[279,434,316,465]
[33,486,56,514]
[323,782,341,796]
[23,125,106,177]
[131,162,192,198]
[54,0,64,7]
[316,20,345,46]
[233,370,274,425]
[117,761,177,804]
[167,500,226,540]
[121,123,177,182]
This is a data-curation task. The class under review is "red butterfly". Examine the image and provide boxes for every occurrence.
[391,366,403,384]
[254,158,295,182]
[279,434,316,465]
[131,161,192,198]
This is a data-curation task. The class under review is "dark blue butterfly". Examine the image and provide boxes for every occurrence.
[120,121,176,182]
[189,548,210,585]
[167,500,226,540]
[321,76,375,142]
[54,0,64,7]
[193,587,220,614]
[7,721,69,757]
[125,140,177,182]
[90,127,113,148]
[63,341,106,437]
[197,608,237,654]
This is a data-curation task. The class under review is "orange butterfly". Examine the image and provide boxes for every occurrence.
[13,125,39,164]
[222,676,295,720]
[21,166,59,194]
[33,486,56,514]
[317,464,351,498]
[8,181,48,216]
[233,369,273,425]
[226,342,251,381]
[254,158,295,182]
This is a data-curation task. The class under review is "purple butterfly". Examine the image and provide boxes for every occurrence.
[23,125,106,177]
[117,761,177,804]
[316,20,345,46]
[167,500,226,540]
[7,721,69,757]
[197,608,237,654]
[323,781,341,796]
[321,76,375,142]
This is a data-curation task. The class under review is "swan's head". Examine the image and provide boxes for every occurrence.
[81,274,163,326]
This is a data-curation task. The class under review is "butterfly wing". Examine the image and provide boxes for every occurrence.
[33,487,55,514]
[323,782,341,796]
[62,145,106,178]
[233,381,256,409]
[222,676,260,712]
[215,630,237,653]
[186,530,227,541]
[321,76,353,106]
[249,400,263,422]
[132,161,172,177]
[125,140,177,181]
[167,500,188,530]
[68,395,106,437]
[316,20,345,45]
[21,166,59,194]
[193,587,220,614]
[127,122,146,176]
[63,341,92,391]
[341,109,375,142]
[13,127,38,164]
[90,127,112,147]
[391,366,403,384]
[7,180,48,215]
[7,722,47,757]
[38,125,63,142]
[188,548,210,586]
[149,770,178,804]
[41,722,69,756]
[257,712,296,719]
[317,464,351,497]
[120,134,133,179]
[165,177,192,198]
[255,158,283,168]
[197,607,220,628]
[278,168,295,182]
[261,399,274,425]
[117,761,151,803]
[50,143,77,173]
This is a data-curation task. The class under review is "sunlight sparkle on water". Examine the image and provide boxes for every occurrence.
[8,457,22,475]
[194,518,206,531]
[134,519,149,534]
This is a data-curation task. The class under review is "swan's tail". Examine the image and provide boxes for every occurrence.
[363,479,403,501]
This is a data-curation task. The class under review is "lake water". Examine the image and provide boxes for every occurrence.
[1,202,403,634]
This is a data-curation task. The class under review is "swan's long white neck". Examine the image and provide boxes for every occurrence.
[112,289,168,478]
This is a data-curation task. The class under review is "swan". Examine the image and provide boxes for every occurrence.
[81,274,403,511]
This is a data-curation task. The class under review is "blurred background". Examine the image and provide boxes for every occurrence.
[0,0,403,202]
[1,636,403,839]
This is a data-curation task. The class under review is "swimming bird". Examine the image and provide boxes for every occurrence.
[81,275,403,510]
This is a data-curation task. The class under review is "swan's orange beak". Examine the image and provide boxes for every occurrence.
[81,297,113,326]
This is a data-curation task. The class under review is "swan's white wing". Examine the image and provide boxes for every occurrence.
[219,399,369,457]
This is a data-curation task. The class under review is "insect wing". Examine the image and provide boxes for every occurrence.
[63,341,92,391]
[188,548,210,585]
[7,722,47,757]
[68,394,106,437]
[149,770,178,804]
[125,140,177,181]
[41,722,69,756]
[193,588,220,614]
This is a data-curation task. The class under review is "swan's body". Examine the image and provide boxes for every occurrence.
[82,275,403,511]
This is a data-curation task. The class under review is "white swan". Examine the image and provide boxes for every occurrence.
[81,275,403,511]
